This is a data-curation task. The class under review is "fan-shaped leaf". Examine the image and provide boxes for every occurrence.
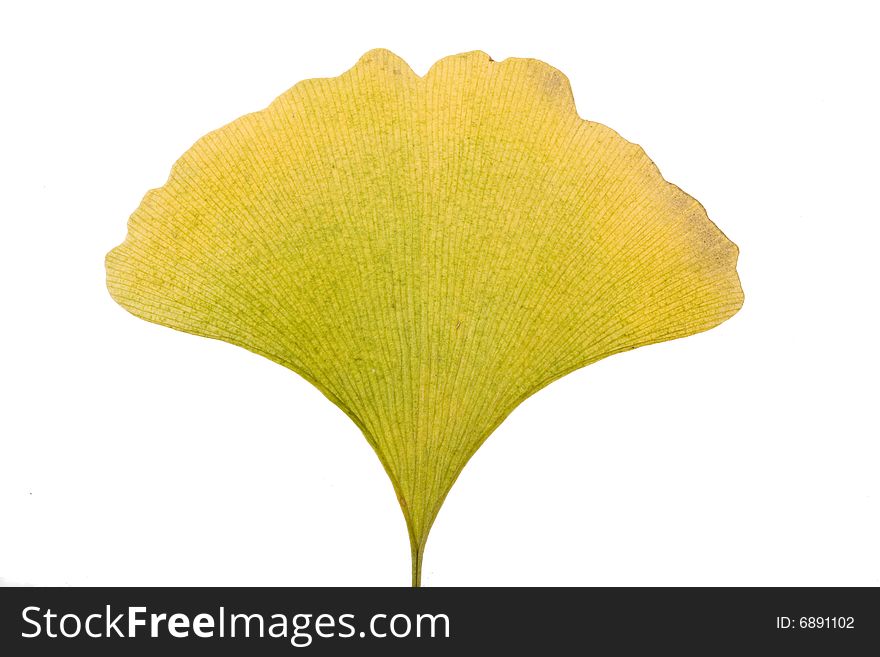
[107,49,743,585]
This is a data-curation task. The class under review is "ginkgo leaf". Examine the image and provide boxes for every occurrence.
[106,49,743,586]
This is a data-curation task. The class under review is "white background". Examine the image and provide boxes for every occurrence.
[1,1,878,587]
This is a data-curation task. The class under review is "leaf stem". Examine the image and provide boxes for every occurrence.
[411,541,424,588]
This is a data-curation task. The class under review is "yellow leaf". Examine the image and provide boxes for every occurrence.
[106,49,743,585]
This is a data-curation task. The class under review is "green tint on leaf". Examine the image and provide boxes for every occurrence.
[106,50,743,585]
